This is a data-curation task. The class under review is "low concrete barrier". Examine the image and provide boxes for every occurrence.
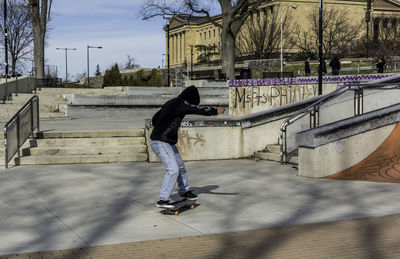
[145,97,321,162]
[62,86,230,118]
[296,103,400,178]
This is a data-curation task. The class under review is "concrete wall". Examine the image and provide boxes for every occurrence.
[297,102,400,178]
[146,116,286,162]
[147,125,244,162]
[229,83,338,116]
[185,80,227,88]
[298,124,395,178]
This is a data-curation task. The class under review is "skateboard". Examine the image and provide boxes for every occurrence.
[160,198,198,215]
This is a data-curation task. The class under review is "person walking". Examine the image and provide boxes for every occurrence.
[305,58,311,76]
[150,85,225,208]
[329,56,341,76]
[318,58,327,76]
[377,58,385,73]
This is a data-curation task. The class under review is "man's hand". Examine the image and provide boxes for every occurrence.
[217,108,225,114]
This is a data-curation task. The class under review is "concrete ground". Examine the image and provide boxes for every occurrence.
[1,117,400,258]
[0,159,400,258]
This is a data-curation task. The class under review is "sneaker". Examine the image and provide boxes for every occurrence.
[157,200,174,209]
[180,190,198,200]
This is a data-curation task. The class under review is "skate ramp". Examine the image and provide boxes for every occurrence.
[323,123,400,183]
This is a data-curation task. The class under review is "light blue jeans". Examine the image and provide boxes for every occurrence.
[150,140,190,201]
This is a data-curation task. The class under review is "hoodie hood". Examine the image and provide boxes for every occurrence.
[178,85,200,105]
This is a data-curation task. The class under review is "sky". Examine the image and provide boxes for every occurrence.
[45,0,166,81]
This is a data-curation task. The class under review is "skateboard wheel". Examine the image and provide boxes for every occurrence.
[161,210,166,215]
[175,211,179,215]
[191,205,195,209]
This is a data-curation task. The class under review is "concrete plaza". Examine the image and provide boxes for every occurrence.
[0,117,400,258]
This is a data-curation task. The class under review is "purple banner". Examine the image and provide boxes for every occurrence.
[229,74,392,87]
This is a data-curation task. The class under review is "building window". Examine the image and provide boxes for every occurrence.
[204,32,206,39]
[200,33,202,40]
[214,30,216,37]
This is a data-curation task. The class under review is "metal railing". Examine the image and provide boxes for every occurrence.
[279,81,400,164]
[0,75,38,103]
[4,95,40,168]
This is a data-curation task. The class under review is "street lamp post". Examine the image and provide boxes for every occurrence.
[53,65,58,78]
[318,0,323,95]
[56,47,76,83]
[190,45,194,80]
[3,0,8,102]
[87,45,103,87]
[166,18,171,87]
[280,5,297,78]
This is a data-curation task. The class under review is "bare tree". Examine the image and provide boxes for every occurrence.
[293,7,362,58]
[0,0,33,75]
[236,7,293,59]
[140,0,266,80]
[369,15,399,61]
[28,0,52,79]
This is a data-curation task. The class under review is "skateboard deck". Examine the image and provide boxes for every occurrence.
[160,198,198,215]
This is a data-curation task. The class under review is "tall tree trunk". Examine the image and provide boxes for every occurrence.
[219,0,236,80]
[221,29,236,80]
[29,0,47,79]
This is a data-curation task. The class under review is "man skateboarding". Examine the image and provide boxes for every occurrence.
[150,85,225,209]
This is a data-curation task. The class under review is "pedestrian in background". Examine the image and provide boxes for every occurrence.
[329,56,341,76]
[305,58,311,76]
[318,58,327,76]
[376,58,385,73]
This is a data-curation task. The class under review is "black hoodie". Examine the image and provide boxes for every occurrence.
[150,86,218,145]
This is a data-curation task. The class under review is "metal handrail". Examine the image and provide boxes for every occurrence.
[279,82,400,164]
[4,95,40,168]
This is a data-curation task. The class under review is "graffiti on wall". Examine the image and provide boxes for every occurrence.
[177,129,206,156]
[229,84,317,116]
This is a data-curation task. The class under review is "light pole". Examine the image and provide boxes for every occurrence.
[87,45,102,87]
[3,0,8,102]
[280,5,297,78]
[53,65,58,78]
[56,47,76,83]
[166,18,171,87]
[318,0,323,95]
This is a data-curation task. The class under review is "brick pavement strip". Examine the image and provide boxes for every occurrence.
[1,214,400,259]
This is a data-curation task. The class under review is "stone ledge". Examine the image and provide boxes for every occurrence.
[296,103,400,148]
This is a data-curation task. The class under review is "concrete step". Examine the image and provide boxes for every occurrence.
[38,87,125,96]
[22,145,147,156]
[256,151,298,164]
[0,129,148,167]
[1,153,148,166]
[0,104,60,113]
[257,152,281,162]
[29,137,145,147]
[265,144,280,154]
[4,98,67,105]
[0,112,67,122]
[34,129,144,139]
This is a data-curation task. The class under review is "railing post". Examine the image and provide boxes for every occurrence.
[16,114,20,157]
[4,127,7,169]
[15,76,18,96]
[280,130,284,164]
[30,98,34,139]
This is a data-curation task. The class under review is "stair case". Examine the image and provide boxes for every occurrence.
[0,130,148,166]
[255,144,298,164]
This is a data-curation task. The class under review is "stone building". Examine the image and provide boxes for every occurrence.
[164,0,400,69]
